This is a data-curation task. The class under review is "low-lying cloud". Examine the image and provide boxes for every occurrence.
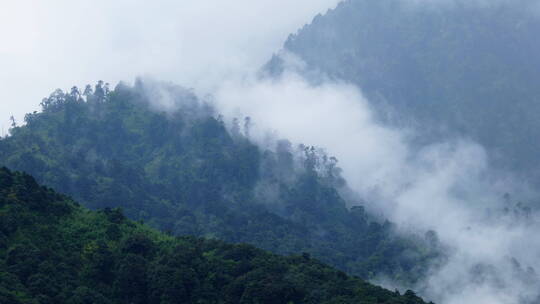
[212,66,540,304]
[0,0,340,131]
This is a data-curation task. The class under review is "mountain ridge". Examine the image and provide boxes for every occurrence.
[0,80,439,285]
[268,0,540,183]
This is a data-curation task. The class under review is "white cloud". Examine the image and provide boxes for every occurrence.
[213,68,540,304]
[0,0,340,132]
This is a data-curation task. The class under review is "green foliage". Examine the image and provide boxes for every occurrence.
[0,80,437,284]
[0,167,430,303]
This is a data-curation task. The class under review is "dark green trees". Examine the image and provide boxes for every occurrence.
[0,167,430,304]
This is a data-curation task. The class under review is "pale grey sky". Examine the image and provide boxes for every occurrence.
[0,0,341,133]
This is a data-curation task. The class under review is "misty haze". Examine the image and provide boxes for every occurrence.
[1,1,540,304]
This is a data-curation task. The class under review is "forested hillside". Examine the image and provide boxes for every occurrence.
[268,0,540,181]
[0,167,431,303]
[0,80,438,283]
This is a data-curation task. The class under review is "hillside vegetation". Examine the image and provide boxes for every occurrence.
[0,80,438,283]
[0,167,430,303]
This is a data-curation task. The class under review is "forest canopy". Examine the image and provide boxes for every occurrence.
[0,80,439,285]
[0,167,430,304]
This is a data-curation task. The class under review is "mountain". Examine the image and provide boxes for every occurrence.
[0,80,438,284]
[0,167,431,303]
[268,0,540,181]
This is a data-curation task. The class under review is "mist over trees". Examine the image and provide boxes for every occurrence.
[261,1,540,303]
[268,0,540,184]
[0,80,440,286]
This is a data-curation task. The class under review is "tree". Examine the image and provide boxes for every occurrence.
[94,80,105,102]
[83,84,93,100]
[9,116,16,129]
[69,86,81,100]
[243,116,252,138]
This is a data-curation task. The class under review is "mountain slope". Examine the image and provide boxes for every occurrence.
[269,0,540,180]
[0,80,438,283]
[0,167,431,304]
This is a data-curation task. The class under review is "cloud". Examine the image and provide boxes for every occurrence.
[212,66,540,304]
[0,0,341,132]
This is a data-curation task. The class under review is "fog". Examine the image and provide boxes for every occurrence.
[0,0,340,133]
[3,1,540,303]
[214,62,540,304]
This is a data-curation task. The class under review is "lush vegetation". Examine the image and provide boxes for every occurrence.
[0,167,431,303]
[0,80,438,284]
[270,0,540,182]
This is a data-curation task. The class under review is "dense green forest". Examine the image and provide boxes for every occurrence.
[0,167,431,303]
[268,0,540,182]
[0,81,439,284]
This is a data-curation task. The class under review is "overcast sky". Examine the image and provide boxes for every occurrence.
[0,0,340,134]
